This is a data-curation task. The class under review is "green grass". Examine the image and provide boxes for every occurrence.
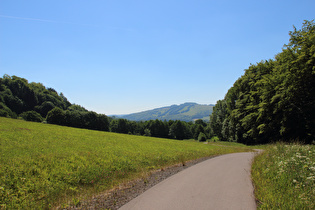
[252,143,315,209]
[0,117,252,209]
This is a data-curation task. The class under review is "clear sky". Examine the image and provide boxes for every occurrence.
[0,0,314,115]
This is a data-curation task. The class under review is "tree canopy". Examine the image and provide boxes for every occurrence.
[0,75,110,132]
[210,20,315,144]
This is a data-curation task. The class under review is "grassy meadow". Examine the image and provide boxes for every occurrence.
[252,143,315,209]
[0,117,252,209]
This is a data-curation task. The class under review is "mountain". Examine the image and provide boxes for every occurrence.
[118,103,214,122]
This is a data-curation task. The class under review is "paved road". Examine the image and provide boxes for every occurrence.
[120,152,259,210]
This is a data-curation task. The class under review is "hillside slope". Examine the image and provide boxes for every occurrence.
[119,103,214,122]
[0,117,251,209]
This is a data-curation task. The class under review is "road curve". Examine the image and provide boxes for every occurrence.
[119,152,258,210]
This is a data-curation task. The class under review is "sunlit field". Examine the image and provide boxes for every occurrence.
[252,143,315,209]
[0,117,252,208]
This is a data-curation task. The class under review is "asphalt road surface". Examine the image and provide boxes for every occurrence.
[120,152,258,210]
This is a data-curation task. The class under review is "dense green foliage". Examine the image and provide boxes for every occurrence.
[119,102,214,122]
[0,117,252,209]
[252,144,315,209]
[108,118,210,141]
[20,110,44,122]
[0,75,110,132]
[0,75,210,140]
[210,20,315,144]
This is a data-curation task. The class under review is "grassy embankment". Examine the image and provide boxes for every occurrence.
[252,143,315,209]
[0,117,252,209]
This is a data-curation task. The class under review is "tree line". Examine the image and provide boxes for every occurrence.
[3,21,312,144]
[108,118,209,141]
[209,20,315,144]
[0,75,210,141]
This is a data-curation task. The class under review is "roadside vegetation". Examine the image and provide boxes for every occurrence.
[252,143,315,209]
[0,117,252,209]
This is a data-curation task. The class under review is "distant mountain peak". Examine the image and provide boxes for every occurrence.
[119,103,214,122]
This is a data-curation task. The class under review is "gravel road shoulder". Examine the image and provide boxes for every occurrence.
[70,156,217,210]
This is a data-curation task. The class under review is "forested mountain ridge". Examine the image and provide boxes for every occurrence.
[209,20,315,144]
[118,103,214,122]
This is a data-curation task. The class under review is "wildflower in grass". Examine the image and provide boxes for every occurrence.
[253,143,315,209]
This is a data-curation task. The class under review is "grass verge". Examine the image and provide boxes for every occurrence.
[0,117,252,209]
[252,143,315,209]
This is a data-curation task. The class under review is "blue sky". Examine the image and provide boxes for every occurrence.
[1,0,314,115]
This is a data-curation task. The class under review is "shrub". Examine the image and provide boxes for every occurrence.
[144,128,151,136]
[0,109,9,117]
[209,136,219,142]
[0,102,16,118]
[198,132,207,142]
[20,111,43,122]
[46,107,65,125]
